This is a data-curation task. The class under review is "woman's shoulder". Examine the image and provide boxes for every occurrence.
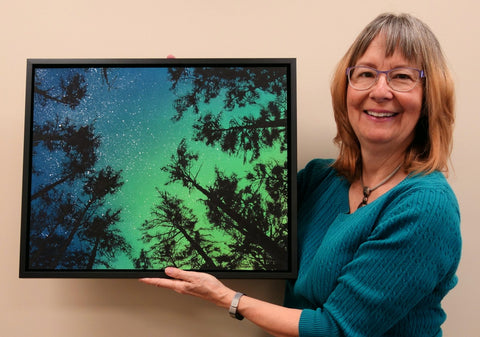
[381,171,460,237]
[297,159,348,206]
[298,158,336,180]
[369,171,462,278]
[301,158,335,170]
[297,159,339,189]
[399,170,458,204]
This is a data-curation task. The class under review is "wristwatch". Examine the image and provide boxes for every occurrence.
[229,292,245,320]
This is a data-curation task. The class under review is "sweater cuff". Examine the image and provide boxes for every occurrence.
[299,309,341,337]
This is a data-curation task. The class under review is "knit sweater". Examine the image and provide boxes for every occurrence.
[284,159,461,337]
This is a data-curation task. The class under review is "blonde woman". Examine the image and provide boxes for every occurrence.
[141,13,461,337]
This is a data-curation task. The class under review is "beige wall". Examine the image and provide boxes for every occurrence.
[1,0,478,336]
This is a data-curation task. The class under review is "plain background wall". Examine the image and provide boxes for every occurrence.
[1,0,478,336]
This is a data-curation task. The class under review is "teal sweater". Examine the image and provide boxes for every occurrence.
[284,159,461,337]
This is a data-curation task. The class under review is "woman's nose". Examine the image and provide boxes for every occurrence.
[369,74,394,100]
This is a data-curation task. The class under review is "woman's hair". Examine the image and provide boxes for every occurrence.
[331,13,455,181]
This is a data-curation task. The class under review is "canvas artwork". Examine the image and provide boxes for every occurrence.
[20,58,297,278]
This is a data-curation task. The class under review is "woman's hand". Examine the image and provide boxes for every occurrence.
[139,267,236,309]
[140,267,301,337]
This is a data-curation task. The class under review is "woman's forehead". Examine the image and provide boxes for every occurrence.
[355,33,422,67]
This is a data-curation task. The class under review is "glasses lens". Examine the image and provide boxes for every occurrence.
[388,68,420,91]
[348,66,376,90]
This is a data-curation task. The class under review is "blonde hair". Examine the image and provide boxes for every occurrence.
[331,13,455,181]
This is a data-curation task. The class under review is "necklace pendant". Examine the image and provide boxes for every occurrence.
[357,163,403,210]
[358,196,369,209]
[363,187,371,197]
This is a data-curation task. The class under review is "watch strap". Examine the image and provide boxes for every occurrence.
[229,292,245,320]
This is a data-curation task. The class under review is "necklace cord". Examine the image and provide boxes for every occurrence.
[357,164,402,209]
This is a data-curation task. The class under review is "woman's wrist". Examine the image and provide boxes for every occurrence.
[229,292,246,320]
[215,288,237,309]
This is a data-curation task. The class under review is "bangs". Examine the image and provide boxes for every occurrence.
[350,13,429,67]
[381,21,424,66]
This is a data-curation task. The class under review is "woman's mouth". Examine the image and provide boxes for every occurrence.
[364,110,398,118]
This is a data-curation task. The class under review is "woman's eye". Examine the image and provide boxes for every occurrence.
[358,71,375,78]
[391,72,414,81]
[395,74,410,79]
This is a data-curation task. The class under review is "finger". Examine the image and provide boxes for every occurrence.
[139,267,197,291]
[139,277,185,292]
[164,267,199,281]
[138,277,174,287]
[139,276,201,296]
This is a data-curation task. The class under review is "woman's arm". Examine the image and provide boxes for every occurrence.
[139,267,301,337]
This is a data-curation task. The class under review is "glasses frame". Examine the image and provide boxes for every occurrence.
[346,65,426,92]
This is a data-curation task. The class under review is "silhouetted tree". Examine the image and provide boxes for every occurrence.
[84,209,131,269]
[167,66,287,121]
[134,249,153,269]
[193,101,287,163]
[32,166,124,269]
[142,190,218,269]
[28,68,128,271]
[100,68,119,90]
[34,73,87,109]
[28,193,78,268]
[246,161,289,249]
[31,119,100,200]
[161,140,287,268]
[167,65,289,168]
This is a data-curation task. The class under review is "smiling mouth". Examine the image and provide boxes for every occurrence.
[364,110,398,118]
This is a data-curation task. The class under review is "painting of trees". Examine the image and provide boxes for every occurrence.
[23,60,294,275]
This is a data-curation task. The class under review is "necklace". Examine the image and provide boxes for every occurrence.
[357,164,402,209]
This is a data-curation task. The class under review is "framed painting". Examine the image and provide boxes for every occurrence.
[19,58,297,278]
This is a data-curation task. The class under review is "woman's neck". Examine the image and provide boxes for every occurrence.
[360,149,405,187]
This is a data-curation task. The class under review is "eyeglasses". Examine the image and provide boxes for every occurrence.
[346,65,425,92]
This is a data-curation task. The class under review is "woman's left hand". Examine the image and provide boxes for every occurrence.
[139,267,236,309]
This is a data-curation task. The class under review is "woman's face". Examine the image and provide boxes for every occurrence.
[346,35,423,155]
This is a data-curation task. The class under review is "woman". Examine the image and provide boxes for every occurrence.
[140,13,461,337]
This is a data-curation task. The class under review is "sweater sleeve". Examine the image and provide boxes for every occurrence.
[298,181,461,337]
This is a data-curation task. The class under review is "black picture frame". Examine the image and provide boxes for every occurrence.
[20,58,297,279]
